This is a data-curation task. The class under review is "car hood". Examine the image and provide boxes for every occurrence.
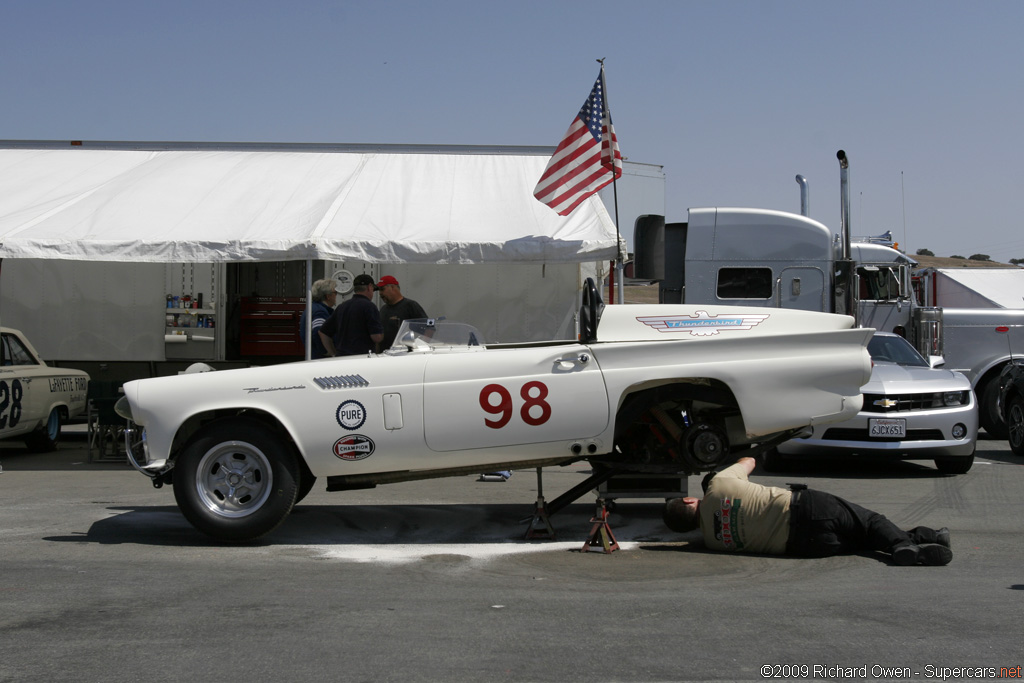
[864,363,970,393]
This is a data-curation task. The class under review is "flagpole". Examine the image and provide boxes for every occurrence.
[599,59,624,305]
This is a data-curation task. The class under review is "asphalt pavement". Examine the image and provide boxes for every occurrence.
[1,433,1021,682]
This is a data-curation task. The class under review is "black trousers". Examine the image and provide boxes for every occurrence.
[785,488,943,558]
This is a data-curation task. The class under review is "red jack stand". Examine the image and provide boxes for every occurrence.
[525,467,556,540]
[582,498,619,553]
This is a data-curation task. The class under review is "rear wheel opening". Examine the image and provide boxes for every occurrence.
[611,384,737,474]
[25,407,62,452]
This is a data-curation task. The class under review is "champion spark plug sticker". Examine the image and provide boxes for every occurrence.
[333,434,375,461]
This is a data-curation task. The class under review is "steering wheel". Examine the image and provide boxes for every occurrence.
[580,277,604,343]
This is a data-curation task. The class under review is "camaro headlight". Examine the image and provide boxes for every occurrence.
[943,391,968,407]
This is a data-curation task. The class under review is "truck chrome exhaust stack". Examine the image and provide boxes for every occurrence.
[836,150,857,325]
[795,174,810,217]
[837,150,851,260]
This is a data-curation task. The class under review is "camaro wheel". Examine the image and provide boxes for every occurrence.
[1008,396,1024,456]
[935,453,975,475]
[25,407,62,452]
[979,377,1008,439]
[173,418,299,541]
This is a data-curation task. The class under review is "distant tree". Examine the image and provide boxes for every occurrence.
[968,253,991,262]
[950,255,966,260]
[1010,258,1024,266]
[916,248,935,256]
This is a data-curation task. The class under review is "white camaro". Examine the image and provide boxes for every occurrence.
[118,282,873,541]
[774,331,977,473]
[0,327,89,451]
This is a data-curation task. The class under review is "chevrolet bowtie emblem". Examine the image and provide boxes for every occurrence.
[874,398,899,408]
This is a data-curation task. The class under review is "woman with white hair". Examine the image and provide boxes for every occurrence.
[299,278,340,359]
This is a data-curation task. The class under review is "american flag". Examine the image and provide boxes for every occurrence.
[533,67,623,216]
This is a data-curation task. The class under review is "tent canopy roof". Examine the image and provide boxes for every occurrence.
[0,141,619,264]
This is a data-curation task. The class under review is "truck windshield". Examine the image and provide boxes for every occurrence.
[858,266,901,301]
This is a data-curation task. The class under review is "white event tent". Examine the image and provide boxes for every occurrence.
[0,141,620,359]
[0,141,618,264]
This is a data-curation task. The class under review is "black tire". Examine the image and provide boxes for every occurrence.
[935,453,975,475]
[294,466,317,505]
[979,377,1008,439]
[173,418,299,542]
[580,277,603,343]
[1008,396,1024,456]
[25,407,62,453]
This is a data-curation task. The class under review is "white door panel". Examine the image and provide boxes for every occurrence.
[424,346,608,452]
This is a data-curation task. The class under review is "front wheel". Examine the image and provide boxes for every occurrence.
[979,377,1008,439]
[173,418,299,542]
[935,454,975,475]
[1007,396,1024,456]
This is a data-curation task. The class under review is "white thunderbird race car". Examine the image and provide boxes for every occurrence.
[1,327,89,451]
[117,282,872,541]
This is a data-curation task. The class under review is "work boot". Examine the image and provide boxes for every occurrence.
[917,543,953,565]
[892,543,952,566]
[934,527,951,548]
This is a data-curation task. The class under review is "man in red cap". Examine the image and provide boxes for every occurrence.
[376,275,427,350]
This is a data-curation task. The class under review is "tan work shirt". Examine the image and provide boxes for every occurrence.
[700,461,792,554]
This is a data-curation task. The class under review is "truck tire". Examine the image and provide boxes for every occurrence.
[25,408,62,453]
[173,418,299,542]
[979,377,1008,439]
[1008,396,1024,456]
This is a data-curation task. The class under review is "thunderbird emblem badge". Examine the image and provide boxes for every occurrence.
[636,311,770,337]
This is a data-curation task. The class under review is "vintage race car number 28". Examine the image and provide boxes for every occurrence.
[479,381,552,429]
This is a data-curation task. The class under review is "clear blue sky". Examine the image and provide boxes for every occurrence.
[3,0,1022,261]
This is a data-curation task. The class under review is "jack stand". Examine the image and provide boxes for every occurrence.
[582,498,619,554]
[525,467,556,540]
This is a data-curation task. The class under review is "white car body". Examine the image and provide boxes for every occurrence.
[0,327,89,451]
[776,332,977,473]
[120,298,872,541]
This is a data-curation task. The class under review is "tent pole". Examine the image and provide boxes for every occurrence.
[304,259,313,360]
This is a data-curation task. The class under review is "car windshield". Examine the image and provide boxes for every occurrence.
[867,334,929,367]
[386,318,486,353]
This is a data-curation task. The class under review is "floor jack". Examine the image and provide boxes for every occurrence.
[582,498,619,554]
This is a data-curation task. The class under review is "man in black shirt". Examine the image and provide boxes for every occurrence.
[376,275,427,349]
[319,274,383,356]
